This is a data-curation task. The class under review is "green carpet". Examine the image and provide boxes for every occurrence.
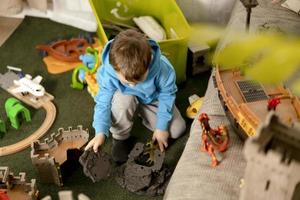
[0,17,210,199]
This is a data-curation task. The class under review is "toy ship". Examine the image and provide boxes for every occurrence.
[214,67,300,139]
[36,37,94,62]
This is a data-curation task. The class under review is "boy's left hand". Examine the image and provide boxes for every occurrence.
[152,129,169,152]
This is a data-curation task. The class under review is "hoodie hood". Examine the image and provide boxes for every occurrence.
[101,39,162,79]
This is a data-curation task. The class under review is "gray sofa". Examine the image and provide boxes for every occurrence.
[164,1,300,199]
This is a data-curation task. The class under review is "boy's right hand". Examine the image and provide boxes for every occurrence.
[84,133,105,153]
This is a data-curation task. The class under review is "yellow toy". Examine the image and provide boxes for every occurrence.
[186,94,204,119]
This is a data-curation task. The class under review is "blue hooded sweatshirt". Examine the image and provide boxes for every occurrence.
[92,39,177,137]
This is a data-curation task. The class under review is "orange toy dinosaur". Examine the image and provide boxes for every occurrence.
[198,113,229,167]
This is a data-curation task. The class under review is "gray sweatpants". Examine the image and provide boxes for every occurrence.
[110,91,186,140]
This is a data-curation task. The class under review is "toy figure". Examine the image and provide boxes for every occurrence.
[198,113,229,167]
[71,47,99,91]
[0,190,9,200]
[85,29,186,163]
[78,53,96,82]
[267,97,281,111]
[186,94,204,119]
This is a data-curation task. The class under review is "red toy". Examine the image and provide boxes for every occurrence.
[267,97,281,111]
[36,38,92,62]
[198,113,229,167]
[0,190,10,200]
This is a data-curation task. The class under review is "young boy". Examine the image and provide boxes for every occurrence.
[85,29,186,163]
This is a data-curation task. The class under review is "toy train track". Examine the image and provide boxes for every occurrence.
[0,101,56,156]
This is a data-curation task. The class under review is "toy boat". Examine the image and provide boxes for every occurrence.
[36,38,93,62]
[214,67,300,139]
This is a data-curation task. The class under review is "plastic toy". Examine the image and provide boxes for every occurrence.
[7,66,25,78]
[0,166,39,200]
[0,70,56,156]
[115,142,172,196]
[11,74,45,98]
[36,37,93,63]
[214,67,300,139]
[241,113,300,200]
[85,73,99,97]
[198,113,229,167]
[267,97,281,111]
[186,94,204,119]
[79,149,111,182]
[0,191,9,200]
[41,191,90,200]
[5,97,31,129]
[0,119,6,138]
[78,52,97,81]
[38,37,102,74]
[31,126,89,186]
[71,47,99,90]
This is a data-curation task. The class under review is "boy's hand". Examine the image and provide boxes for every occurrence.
[152,129,169,152]
[84,133,105,153]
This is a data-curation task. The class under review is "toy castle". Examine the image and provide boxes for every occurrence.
[0,166,39,200]
[241,113,300,200]
[31,125,89,186]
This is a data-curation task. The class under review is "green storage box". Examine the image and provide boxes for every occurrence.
[89,0,190,83]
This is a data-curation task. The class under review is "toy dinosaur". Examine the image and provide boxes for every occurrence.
[143,140,160,165]
[198,113,229,167]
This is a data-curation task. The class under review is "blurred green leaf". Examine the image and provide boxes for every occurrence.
[292,78,300,94]
[213,32,300,94]
[189,23,225,47]
[214,34,282,69]
[246,44,300,83]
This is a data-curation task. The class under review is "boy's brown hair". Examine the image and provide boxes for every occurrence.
[109,29,152,83]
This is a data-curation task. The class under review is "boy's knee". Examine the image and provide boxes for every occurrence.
[170,118,186,139]
[112,92,137,110]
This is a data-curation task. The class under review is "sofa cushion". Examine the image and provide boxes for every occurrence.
[164,72,246,200]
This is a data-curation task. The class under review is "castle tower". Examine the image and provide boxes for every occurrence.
[0,166,38,200]
[31,125,89,186]
[241,113,300,200]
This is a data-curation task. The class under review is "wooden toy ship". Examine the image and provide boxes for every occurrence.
[36,38,93,62]
[214,67,300,139]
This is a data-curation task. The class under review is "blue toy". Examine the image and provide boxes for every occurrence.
[78,53,96,83]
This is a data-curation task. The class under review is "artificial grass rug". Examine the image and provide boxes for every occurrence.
[0,16,210,199]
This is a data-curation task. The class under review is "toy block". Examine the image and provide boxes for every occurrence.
[186,42,210,76]
[5,97,31,129]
